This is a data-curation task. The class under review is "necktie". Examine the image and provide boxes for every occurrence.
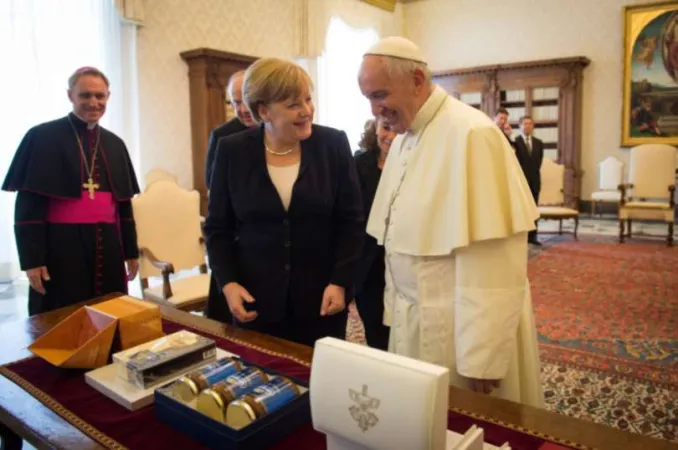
[526,137,532,154]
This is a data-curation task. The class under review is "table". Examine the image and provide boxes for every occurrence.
[0,296,676,450]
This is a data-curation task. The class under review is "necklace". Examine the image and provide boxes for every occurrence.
[68,116,101,200]
[265,144,296,156]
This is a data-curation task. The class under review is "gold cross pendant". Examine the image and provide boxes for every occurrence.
[83,177,100,200]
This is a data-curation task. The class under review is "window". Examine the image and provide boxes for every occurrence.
[315,17,379,151]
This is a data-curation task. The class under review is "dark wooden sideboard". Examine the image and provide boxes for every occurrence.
[433,57,590,209]
[180,48,258,215]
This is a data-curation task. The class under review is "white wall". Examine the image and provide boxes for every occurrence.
[404,0,667,200]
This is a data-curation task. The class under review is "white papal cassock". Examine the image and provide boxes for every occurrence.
[367,85,545,408]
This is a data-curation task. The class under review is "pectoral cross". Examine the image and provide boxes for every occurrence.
[83,177,100,200]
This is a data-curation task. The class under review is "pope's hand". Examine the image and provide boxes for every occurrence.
[223,282,258,323]
[467,378,501,395]
[320,284,346,316]
[26,266,50,294]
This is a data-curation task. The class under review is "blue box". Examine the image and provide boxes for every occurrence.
[154,361,311,450]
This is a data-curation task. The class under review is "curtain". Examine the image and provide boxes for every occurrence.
[315,17,379,151]
[0,0,139,282]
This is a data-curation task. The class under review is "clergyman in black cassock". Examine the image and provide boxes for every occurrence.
[1,67,140,315]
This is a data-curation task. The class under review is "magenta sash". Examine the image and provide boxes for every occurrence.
[47,191,116,224]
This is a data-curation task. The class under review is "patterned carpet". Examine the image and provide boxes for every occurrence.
[346,233,678,443]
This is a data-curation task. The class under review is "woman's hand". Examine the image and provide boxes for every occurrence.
[320,284,346,316]
[222,282,258,323]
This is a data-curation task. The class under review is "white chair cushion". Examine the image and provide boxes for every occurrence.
[591,190,621,201]
[538,206,580,217]
[144,273,210,307]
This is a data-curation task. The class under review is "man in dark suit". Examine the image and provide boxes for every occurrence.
[204,69,256,324]
[513,115,544,245]
[204,70,257,187]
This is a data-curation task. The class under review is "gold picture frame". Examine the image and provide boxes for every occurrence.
[360,0,397,12]
[621,1,678,146]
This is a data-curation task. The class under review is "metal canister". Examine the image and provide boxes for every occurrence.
[225,376,300,429]
[172,357,244,401]
[196,367,269,422]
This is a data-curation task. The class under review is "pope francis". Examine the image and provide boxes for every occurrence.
[358,36,545,408]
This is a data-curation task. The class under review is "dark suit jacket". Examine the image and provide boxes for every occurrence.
[204,124,365,323]
[514,134,544,200]
[353,149,383,293]
[205,118,248,188]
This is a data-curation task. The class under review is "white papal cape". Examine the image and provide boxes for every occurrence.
[367,85,545,408]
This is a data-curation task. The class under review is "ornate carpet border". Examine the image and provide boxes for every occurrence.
[539,340,678,389]
[0,363,128,450]
[538,354,677,391]
[0,315,594,450]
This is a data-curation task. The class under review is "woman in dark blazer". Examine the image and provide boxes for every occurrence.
[203,57,364,347]
[353,118,396,350]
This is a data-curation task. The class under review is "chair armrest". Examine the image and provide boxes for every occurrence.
[140,247,175,300]
[618,183,634,205]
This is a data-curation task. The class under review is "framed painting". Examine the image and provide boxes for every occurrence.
[622,1,678,146]
[360,0,397,12]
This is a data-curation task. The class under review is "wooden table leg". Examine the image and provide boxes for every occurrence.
[0,422,23,450]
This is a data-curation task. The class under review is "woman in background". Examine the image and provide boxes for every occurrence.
[353,118,396,350]
[204,57,364,347]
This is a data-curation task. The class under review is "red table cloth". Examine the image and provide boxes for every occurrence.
[0,318,577,450]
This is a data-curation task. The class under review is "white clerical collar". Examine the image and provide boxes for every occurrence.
[408,85,448,134]
[72,111,98,129]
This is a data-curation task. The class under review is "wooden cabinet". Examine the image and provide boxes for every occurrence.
[180,48,257,214]
[433,57,590,208]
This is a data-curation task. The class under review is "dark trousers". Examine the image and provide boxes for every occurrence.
[237,310,348,348]
[354,257,390,351]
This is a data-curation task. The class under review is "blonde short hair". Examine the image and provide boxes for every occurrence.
[243,58,313,122]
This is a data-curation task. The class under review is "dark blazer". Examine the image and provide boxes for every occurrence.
[205,118,248,188]
[204,124,365,323]
[514,134,544,200]
[353,149,383,292]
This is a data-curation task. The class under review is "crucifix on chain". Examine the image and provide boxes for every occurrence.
[83,177,100,200]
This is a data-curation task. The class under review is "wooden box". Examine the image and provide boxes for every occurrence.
[89,296,164,351]
[28,307,118,369]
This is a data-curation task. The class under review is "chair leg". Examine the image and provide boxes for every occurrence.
[627,220,632,238]
[591,201,595,217]
[619,219,625,243]
[573,216,579,240]
[558,219,563,235]
[669,222,674,247]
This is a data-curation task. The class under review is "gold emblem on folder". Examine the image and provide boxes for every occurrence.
[349,384,380,432]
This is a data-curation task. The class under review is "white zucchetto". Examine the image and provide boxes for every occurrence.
[363,36,427,64]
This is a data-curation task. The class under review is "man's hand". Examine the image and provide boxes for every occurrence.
[126,259,139,281]
[320,284,346,316]
[466,377,501,395]
[26,266,50,294]
[223,282,258,323]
